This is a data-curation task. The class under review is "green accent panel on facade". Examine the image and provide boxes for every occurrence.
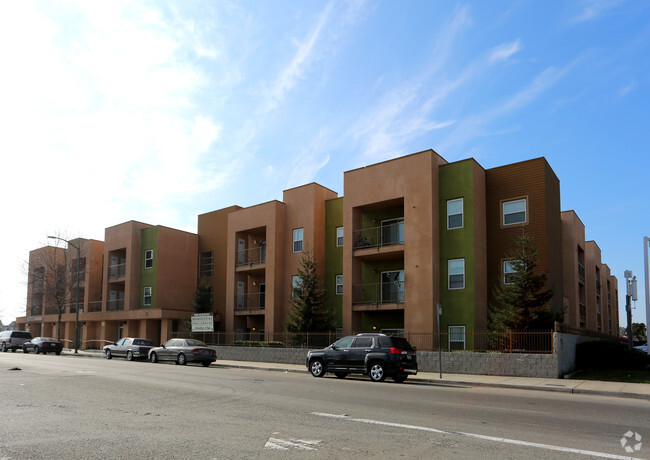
[439,160,476,333]
[324,198,344,326]
[140,226,158,309]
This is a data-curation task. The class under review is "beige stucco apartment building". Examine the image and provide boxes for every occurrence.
[16,150,619,348]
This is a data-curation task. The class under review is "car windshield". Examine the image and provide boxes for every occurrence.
[40,338,57,342]
[14,332,32,338]
[133,339,154,346]
[185,339,207,347]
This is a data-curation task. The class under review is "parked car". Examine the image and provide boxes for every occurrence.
[0,330,33,352]
[634,344,648,353]
[306,333,418,382]
[104,337,156,361]
[22,337,63,355]
[148,338,217,367]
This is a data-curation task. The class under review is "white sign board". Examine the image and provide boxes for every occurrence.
[191,313,214,332]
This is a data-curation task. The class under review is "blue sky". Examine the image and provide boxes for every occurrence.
[1,1,648,328]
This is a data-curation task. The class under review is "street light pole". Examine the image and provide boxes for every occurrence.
[643,236,650,355]
[48,236,80,354]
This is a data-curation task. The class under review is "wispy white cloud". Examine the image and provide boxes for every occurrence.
[489,39,522,62]
[261,3,334,114]
[438,63,574,154]
[570,0,625,23]
[617,80,636,98]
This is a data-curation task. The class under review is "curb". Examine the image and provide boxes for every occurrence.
[63,351,650,401]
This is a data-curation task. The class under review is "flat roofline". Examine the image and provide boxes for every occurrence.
[441,157,486,172]
[105,220,153,231]
[198,205,243,218]
[561,210,586,228]
[283,181,339,196]
[343,148,444,175]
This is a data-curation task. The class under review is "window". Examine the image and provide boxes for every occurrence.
[292,275,302,299]
[381,218,404,246]
[448,259,465,290]
[199,251,214,277]
[503,260,517,285]
[144,249,153,269]
[335,275,343,295]
[381,270,404,303]
[447,198,463,229]
[293,228,304,253]
[503,199,527,225]
[449,326,466,350]
[143,286,152,306]
[352,337,373,348]
[336,226,344,247]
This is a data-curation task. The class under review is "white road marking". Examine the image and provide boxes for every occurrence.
[264,436,321,451]
[311,412,642,460]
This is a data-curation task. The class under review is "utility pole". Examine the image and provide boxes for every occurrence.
[624,270,637,349]
[643,236,650,355]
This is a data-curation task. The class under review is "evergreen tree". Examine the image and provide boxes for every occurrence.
[488,230,559,331]
[286,251,332,333]
[192,283,213,314]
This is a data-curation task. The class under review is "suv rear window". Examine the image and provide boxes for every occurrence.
[379,336,414,351]
[13,331,32,339]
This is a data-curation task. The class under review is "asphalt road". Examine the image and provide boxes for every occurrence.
[1,352,648,459]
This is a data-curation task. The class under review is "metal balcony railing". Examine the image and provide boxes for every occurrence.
[353,221,404,250]
[236,247,266,267]
[352,281,405,305]
[578,263,585,284]
[108,263,126,279]
[107,299,125,311]
[87,301,102,312]
[235,292,266,310]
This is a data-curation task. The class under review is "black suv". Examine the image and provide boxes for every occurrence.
[306,333,418,382]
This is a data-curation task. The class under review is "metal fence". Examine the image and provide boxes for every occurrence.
[170,330,553,353]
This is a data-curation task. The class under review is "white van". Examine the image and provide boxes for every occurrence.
[0,330,33,352]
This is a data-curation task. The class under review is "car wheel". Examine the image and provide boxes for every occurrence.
[150,352,158,363]
[335,372,347,379]
[34,346,40,355]
[23,346,28,354]
[202,361,211,367]
[177,353,187,365]
[126,351,134,361]
[309,359,325,377]
[1,343,6,352]
[393,374,408,383]
[105,349,112,359]
[368,362,386,382]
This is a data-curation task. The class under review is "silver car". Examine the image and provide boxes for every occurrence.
[148,338,217,367]
[104,337,155,361]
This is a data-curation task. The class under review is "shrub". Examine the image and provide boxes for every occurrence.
[576,340,649,370]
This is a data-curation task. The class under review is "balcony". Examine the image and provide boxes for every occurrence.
[235,246,266,272]
[235,293,266,314]
[351,281,405,311]
[107,299,125,311]
[87,301,102,313]
[578,262,585,284]
[353,220,404,261]
[108,263,126,281]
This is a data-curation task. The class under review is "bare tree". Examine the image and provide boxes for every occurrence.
[26,236,83,340]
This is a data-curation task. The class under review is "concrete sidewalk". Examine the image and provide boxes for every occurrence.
[68,349,650,401]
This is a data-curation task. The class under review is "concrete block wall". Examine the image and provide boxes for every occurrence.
[212,332,598,378]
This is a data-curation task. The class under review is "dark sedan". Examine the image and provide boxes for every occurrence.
[23,337,63,355]
[104,337,156,361]
[149,338,216,367]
